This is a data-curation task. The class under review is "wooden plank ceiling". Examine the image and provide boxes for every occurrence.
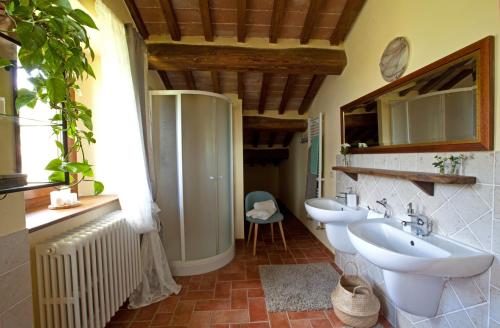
[125,0,365,116]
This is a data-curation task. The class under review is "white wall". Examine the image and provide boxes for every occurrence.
[244,165,280,197]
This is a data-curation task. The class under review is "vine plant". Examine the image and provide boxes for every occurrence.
[0,0,103,194]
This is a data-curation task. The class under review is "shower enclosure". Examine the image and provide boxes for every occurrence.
[150,91,234,276]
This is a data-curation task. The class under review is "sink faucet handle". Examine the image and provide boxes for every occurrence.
[407,202,415,215]
[376,198,388,208]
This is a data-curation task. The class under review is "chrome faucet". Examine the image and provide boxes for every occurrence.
[336,192,348,204]
[375,198,390,218]
[401,202,432,237]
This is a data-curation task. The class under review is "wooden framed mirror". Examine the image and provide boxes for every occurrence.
[341,36,494,154]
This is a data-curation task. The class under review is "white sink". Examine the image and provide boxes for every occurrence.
[304,198,367,254]
[348,219,493,317]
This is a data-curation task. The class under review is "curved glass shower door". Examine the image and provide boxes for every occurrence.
[151,91,233,273]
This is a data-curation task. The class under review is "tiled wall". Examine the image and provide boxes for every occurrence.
[0,229,34,328]
[335,151,500,328]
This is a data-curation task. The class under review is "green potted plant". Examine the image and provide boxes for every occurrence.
[0,0,103,194]
[340,143,351,166]
[432,155,447,175]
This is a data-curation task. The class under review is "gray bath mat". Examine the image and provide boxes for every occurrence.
[259,262,340,312]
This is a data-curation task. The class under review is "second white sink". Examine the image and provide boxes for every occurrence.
[304,198,367,253]
[347,219,493,316]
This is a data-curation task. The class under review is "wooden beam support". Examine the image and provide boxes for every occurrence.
[244,148,289,165]
[238,72,245,99]
[159,0,181,41]
[237,0,246,42]
[278,74,296,114]
[124,0,149,39]
[243,116,307,132]
[252,130,260,148]
[268,131,277,147]
[258,73,271,114]
[298,75,326,115]
[198,0,214,41]
[158,71,173,89]
[183,71,197,90]
[269,0,286,43]
[330,0,366,45]
[211,71,221,93]
[148,43,347,75]
[438,69,473,91]
[282,132,294,147]
[300,0,323,44]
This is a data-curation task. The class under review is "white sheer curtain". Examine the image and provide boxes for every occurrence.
[93,0,181,308]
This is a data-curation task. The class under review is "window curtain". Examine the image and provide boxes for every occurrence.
[93,0,181,308]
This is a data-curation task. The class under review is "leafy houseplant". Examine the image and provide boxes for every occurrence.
[0,0,103,194]
[340,143,351,166]
[432,155,447,175]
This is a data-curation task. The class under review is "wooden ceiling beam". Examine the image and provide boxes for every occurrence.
[300,0,323,44]
[238,72,245,99]
[211,71,221,93]
[184,71,197,90]
[252,130,260,148]
[158,71,173,89]
[268,131,277,147]
[278,74,297,114]
[258,73,271,114]
[199,0,214,41]
[298,75,326,115]
[330,0,366,45]
[148,44,347,75]
[282,132,294,147]
[243,116,307,132]
[438,69,473,91]
[237,0,246,42]
[159,0,181,41]
[269,0,286,43]
[123,0,149,39]
[244,148,289,165]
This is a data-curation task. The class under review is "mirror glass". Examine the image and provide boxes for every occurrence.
[343,52,478,148]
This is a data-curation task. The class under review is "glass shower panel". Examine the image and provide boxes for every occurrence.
[151,94,181,261]
[215,98,232,253]
[181,94,218,260]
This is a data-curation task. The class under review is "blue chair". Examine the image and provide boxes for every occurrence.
[245,191,287,255]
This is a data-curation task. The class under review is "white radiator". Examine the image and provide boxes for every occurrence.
[35,211,141,328]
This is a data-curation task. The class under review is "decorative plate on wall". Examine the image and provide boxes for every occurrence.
[379,37,410,82]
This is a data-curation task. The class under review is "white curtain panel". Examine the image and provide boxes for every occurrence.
[93,0,181,308]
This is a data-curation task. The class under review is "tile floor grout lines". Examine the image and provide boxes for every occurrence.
[106,207,392,328]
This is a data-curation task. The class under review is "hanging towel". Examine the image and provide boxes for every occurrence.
[305,146,318,200]
[310,135,320,175]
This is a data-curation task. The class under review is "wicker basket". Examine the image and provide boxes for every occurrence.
[331,262,380,328]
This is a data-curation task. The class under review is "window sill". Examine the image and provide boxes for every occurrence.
[26,195,119,233]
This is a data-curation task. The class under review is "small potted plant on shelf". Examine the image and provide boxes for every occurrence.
[448,154,467,175]
[340,143,351,166]
[432,155,447,175]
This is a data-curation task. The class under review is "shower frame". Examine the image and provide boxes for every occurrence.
[149,90,235,276]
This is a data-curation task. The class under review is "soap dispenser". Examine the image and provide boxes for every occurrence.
[346,187,358,208]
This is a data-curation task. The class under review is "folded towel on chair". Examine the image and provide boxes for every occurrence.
[246,200,277,220]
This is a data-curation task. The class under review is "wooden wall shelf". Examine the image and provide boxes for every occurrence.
[332,166,476,196]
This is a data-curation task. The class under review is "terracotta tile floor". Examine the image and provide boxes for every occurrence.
[106,210,392,328]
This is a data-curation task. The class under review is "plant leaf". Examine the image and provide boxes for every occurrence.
[45,158,63,171]
[70,9,97,29]
[93,181,104,195]
[15,89,37,110]
[49,171,66,183]
[46,77,67,104]
[55,140,65,154]
[0,59,13,69]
